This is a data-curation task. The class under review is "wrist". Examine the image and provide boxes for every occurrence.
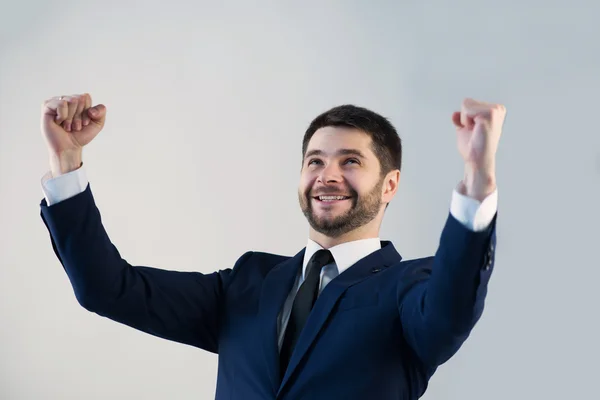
[49,149,82,177]
[459,163,496,202]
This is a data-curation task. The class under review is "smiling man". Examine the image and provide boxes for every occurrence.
[298,111,402,247]
[39,95,504,399]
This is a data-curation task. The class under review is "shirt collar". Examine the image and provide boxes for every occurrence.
[303,238,382,280]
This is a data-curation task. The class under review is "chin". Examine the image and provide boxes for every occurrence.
[314,209,343,220]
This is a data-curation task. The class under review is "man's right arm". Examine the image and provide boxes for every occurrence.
[40,166,249,352]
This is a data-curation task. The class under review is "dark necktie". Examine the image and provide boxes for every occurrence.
[279,249,334,378]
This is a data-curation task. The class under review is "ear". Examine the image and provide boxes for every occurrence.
[381,170,400,204]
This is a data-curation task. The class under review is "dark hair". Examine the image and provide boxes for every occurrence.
[302,104,402,175]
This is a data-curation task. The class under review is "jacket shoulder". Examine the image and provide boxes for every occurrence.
[383,256,435,295]
[226,250,292,283]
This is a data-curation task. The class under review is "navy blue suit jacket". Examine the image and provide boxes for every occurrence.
[40,185,497,399]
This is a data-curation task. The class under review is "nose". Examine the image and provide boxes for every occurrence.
[317,162,342,184]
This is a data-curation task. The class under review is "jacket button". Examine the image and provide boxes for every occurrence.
[484,259,492,271]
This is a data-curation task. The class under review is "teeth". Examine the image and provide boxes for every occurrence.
[318,196,348,201]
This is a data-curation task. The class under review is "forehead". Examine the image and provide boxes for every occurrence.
[305,126,374,156]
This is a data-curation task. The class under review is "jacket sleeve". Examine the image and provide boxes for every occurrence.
[397,211,497,368]
[40,183,251,353]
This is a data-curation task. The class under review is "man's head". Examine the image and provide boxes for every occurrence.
[298,105,402,243]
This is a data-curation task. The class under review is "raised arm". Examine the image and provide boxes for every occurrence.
[398,98,506,368]
[39,94,245,352]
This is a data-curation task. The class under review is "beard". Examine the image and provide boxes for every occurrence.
[298,178,384,238]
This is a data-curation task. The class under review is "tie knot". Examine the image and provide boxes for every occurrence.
[308,249,333,270]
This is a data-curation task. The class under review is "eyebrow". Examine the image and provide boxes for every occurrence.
[304,149,367,159]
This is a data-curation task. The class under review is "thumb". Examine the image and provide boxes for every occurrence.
[451,111,463,128]
[87,104,107,123]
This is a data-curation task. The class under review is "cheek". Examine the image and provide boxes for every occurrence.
[343,176,360,191]
[299,174,316,191]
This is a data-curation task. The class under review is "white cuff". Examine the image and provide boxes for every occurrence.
[450,187,498,232]
[41,166,89,206]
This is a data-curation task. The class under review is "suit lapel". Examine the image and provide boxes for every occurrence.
[258,249,305,395]
[277,241,401,395]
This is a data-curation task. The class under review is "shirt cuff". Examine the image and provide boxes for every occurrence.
[450,187,498,232]
[41,165,89,206]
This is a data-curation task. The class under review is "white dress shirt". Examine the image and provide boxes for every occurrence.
[41,166,498,351]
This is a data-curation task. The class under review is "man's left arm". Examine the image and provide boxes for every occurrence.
[399,98,506,369]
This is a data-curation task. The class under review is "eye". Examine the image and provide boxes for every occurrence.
[308,158,323,166]
[344,158,360,165]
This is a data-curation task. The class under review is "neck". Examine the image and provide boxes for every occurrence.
[308,220,381,249]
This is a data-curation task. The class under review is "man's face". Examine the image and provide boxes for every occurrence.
[298,126,386,238]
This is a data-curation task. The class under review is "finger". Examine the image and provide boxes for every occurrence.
[462,98,493,118]
[81,93,92,127]
[463,98,492,111]
[461,98,495,130]
[72,95,86,131]
[56,100,69,125]
[42,98,69,125]
[451,111,463,128]
[42,97,65,114]
[63,96,79,132]
[460,102,475,130]
[87,104,107,124]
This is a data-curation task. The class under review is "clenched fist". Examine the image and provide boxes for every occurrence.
[41,93,107,176]
[452,98,507,201]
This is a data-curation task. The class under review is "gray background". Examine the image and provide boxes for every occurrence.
[1,0,599,398]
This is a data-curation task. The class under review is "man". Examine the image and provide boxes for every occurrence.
[39,93,504,399]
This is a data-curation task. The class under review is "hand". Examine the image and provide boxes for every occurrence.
[452,98,507,201]
[41,93,107,176]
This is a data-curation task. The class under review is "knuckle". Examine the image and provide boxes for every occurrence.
[490,104,505,115]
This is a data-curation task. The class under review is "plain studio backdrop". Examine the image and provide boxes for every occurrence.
[1,0,599,399]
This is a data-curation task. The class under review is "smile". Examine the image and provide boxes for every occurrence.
[313,195,351,203]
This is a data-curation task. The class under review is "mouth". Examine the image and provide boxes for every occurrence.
[312,195,352,204]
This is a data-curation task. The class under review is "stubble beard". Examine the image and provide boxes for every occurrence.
[299,179,384,238]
